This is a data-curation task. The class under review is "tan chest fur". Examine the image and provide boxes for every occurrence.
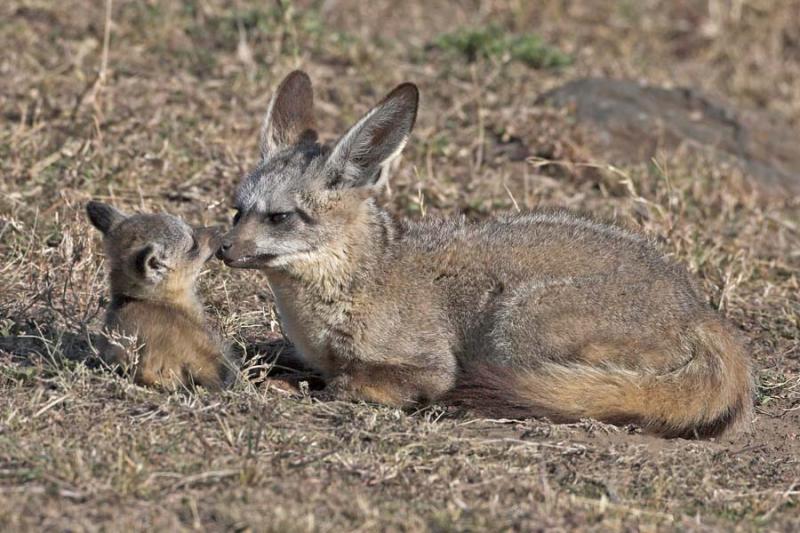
[269,278,350,377]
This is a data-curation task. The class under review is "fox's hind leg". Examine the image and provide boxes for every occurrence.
[488,276,695,373]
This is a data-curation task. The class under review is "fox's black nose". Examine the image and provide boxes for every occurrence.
[216,241,231,260]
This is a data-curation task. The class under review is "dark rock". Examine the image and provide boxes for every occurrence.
[537,78,800,199]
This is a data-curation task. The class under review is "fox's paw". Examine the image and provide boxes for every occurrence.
[310,376,358,402]
[262,377,303,396]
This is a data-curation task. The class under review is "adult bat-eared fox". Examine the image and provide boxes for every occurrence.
[218,70,753,438]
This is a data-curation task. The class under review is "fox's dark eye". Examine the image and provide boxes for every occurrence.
[232,210,242,225]
[267,212,292,225]
[188,236,199,254]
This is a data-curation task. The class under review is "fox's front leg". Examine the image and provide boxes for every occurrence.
[321,361,457,408]
[322,374,410,407]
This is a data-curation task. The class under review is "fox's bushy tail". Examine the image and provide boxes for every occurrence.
[449,320,754,438]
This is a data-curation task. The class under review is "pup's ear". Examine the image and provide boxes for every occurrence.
[323,83,418,190]
[135,243,170,284]
[260,70,318,158]
[86,201,126,234]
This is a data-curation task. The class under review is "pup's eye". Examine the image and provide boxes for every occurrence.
[232,210,242,225]
[188,236,199,254]
[267,212,292,225]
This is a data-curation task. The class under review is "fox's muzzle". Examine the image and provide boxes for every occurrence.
[218,245,274,269]
[218,231,272,268]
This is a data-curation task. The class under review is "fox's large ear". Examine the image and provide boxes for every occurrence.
[86,201,126,234]
[324,83,418,190]
[260,70,317,158]
[135,243,170,284]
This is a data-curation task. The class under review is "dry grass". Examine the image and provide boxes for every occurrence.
[1,0,799,530]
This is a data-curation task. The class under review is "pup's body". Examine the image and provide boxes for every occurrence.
[87,202,232,390]
[221,71,753,437]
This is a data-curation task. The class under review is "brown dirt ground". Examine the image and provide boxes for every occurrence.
[1,1,798,531]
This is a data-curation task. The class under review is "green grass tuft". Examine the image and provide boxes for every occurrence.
[434,26,572,68]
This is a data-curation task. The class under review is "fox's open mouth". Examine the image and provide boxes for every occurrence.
[219,252,277,269]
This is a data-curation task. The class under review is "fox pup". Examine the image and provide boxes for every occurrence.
[87,201,232,390]
[219,71,754,437]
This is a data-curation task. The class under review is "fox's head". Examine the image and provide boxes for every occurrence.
[219,70,418,270]
[86,201,222,300]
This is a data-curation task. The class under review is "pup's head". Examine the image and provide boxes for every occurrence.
[219,70,418,269]
[86,201,222,300]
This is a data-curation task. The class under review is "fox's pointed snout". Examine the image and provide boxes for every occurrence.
[215,232,266,268]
